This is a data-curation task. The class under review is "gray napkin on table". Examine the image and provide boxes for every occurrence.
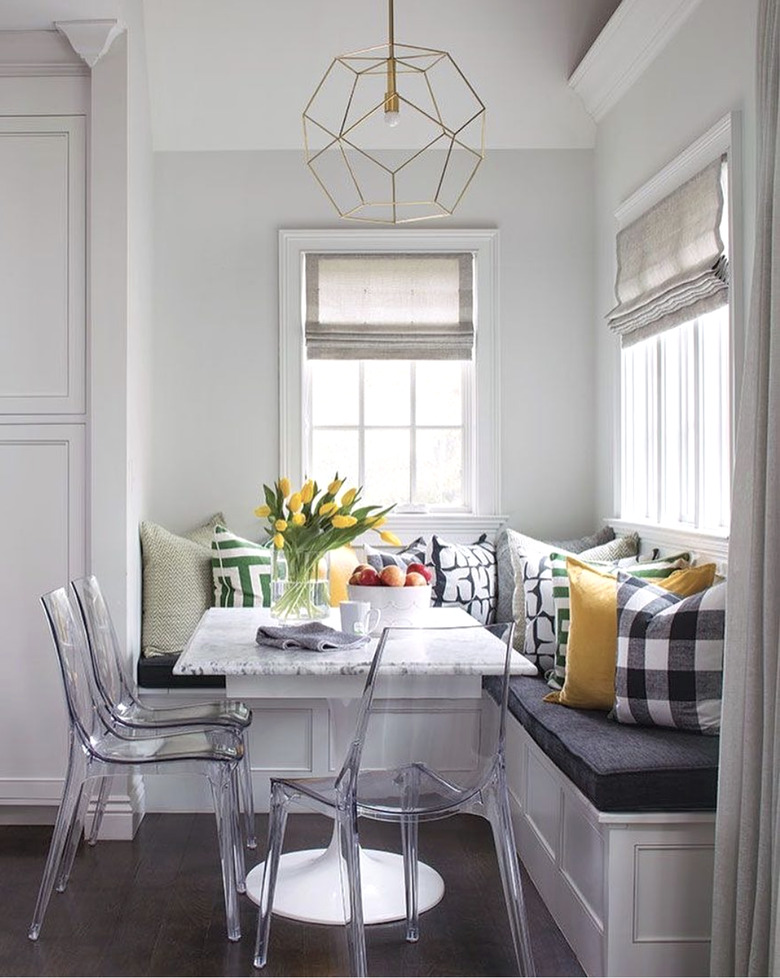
[255,622,369,652]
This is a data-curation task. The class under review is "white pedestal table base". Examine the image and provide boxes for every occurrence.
[245,830,445,925]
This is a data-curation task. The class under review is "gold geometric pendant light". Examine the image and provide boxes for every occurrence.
[303,0,486,224]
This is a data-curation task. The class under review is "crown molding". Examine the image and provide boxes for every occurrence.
[55,19,125,69]
[569,0,703,122]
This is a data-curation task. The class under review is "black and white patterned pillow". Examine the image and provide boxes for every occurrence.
[520,533,641,672]
[613,573,725,735]
[429,534,496,624]
[365,536,427,572]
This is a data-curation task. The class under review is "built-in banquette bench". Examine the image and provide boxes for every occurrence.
[483,674,718,978]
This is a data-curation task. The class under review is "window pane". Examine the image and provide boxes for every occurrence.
[310,361,359,425]
[364,361,411,426]
[363,429,410,506]
[415,361,463,425]
[310,429,359,487]
[416,429,463,506]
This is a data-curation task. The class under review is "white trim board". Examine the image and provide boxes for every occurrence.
[569,0,703,122]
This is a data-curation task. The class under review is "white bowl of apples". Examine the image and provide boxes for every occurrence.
[346,562,433,631]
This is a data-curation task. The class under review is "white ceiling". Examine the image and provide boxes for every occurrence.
[0,0,621,151]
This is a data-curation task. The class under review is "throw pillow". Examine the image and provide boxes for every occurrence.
[547,551,696,690]
[365,536,428,572]
[544,559,715,711]
[613,574,726,734]
[211,525,272,608]
[495,525,615,625]
[429,534,496,624]
[519,533,640,672]
[140,513,226,657]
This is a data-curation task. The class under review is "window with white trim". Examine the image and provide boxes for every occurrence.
[279,230,501,535]
[612,151,732,534]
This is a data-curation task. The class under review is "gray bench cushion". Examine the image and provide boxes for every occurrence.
[484,675,719,812]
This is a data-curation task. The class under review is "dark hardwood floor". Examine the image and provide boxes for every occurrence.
[0,812,584,977]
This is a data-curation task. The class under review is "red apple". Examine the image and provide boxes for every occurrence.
[379,565,406,588]
[405,571,427,587]
[406,562,432,584]
[352,566,380,587]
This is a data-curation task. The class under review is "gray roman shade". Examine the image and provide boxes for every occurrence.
[608,158,728,346]
[304,252,474,360]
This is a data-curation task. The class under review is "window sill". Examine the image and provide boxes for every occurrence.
[357,512,508,547]
[606,518,729,569]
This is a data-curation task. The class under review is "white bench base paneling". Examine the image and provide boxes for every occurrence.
[504,709,715,977]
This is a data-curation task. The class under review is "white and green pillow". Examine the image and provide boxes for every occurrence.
[547,551,691,690]
[211,525,272,607]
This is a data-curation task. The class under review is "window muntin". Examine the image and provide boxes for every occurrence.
[307,358,470,510]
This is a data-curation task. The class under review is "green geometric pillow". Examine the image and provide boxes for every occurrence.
[547,551,691,690]
[211,525,272,608]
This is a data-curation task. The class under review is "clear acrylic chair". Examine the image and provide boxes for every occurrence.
[29,587,246,943]
[253,623,535,977]
[70,575,256,849]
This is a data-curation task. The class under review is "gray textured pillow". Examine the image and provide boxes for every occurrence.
[140,513,225,657]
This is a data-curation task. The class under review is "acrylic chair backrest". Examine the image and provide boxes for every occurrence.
[40,588,106,748]
[71,576,136,713]
[336,623,516,815]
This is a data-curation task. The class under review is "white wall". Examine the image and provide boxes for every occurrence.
[150,148,597,543]
[593,0,759,521]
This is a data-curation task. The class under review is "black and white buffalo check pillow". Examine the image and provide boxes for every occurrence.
[430,534,496,624]
[614,573,726,735]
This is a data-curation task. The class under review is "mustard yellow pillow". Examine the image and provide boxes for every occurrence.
[545,558,717,711]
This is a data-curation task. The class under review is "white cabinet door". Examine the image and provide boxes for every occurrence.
[0,116,86,415]
[0,425,86,805]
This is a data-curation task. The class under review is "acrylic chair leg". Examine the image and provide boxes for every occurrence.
[87,775,112,845]
[55,781,89,892]
[239,737,257,849]
[253,782,290,969]
[337,806,367,978]
[400,813,420,942]
[230,771,246,893]
[485,780,535,977]
[209,771,241,942]
[29,752,86,940]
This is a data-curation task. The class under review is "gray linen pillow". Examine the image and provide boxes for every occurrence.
[140,513,225,657]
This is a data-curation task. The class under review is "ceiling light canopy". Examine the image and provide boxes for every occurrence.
[303,0,486,225]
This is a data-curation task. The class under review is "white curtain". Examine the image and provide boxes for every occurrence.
[710,1,780,975]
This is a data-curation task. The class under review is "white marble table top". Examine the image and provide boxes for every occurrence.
[174,606,538,678]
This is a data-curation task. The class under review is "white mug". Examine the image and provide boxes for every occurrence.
[340,601,381,637]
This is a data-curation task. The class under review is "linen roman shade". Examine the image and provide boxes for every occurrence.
[304,252,474,360]
[608,158,728,346]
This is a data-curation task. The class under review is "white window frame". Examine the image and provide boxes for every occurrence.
[609,112,742,564]
[279,228,503,540]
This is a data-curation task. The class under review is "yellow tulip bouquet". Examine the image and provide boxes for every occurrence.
[254,474,400,621]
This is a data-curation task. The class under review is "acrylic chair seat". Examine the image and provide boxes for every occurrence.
[253,623,536,977]
[29,588,246,944]
[70,575,256,849]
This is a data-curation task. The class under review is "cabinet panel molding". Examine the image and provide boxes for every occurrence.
[0,116,85,414]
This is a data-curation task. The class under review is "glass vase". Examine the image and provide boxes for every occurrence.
[270,548,331,623]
